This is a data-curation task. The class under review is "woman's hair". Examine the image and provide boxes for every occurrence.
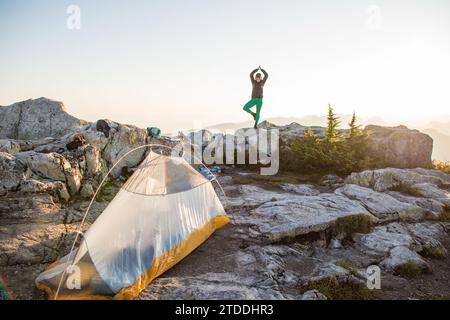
[255,73,262,78]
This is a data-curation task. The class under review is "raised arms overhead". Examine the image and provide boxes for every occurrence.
[250,66,268,83]
[250,68,259,82]
[260,68,268,82]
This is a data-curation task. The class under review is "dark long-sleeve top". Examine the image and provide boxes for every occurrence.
[250,68,268,99]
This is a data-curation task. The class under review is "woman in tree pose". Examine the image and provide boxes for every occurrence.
[243,66,268,128]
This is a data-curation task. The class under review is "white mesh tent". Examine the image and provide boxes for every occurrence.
[36,148,229,299]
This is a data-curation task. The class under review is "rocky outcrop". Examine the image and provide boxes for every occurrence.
[277,122,328,142]
[96,120,148,177]
[345,168,450,220]
[365,125,433,168]
[279,184,320,196]
[336,184,427,221]
[0,113,154,202]
[0,98,87,140]
[301,290,327,300]
[0,152,29,194]
[223,168,449,244]
[380,246,430,273]
[345,167,448,192]
[0,139,21,154]
[15,151,71,182]
[241,192,375,242]
[354,222,446,275]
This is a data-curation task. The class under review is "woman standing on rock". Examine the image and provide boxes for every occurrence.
[242,66,268,129]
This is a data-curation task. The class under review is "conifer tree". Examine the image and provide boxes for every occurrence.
[348,112,361,140]
[325,104,340,142]
[286,106,379,175]
[346,111,372,171]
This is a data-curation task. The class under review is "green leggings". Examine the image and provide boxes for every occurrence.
[243,98,263,122]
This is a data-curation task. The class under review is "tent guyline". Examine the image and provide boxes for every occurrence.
[34,143,230,300]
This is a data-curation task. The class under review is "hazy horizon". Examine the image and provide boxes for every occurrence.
[2,96,450,133]
[1,0,450,132]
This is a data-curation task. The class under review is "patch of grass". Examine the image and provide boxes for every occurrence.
[390,184,423,198]
[397,261,422,278]
[439,205,450,222]
[335,258,359,275]
[301,279,376,300]
[332,214,374,238]
[421,246,448,259]
[96,180,119,202]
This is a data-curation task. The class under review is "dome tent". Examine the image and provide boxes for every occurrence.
[36,146,229,299]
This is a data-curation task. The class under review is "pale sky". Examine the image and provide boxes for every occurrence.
[1,0,450,132]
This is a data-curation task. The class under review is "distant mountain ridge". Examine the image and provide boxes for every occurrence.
[206,115,387,132]
[424,121,450,136]
[422,128,450,162]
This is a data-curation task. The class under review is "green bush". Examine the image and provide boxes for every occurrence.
[433,160,450,173]
[301,278,376,300]
[421,246,447,259]
[439,205,450,222]
[96,180,119,202]
[284,106,382,176]
[332,214,374,238]
[335,258,359,275]
[397,261,422,278]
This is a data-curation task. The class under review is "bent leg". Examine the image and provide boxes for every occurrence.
[243,99,258,113]
[254,99,263,123]
[243,99,258,120]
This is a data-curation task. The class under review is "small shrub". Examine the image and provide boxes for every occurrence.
[96,181,119,202]
[335,258,359,275]
[433,160,450,173]
[440,205,450,222]
[332,214,373,238]
[301,278,376,300]
[390,184,424,198]
[397,261,422,278]
[421,246,447,259]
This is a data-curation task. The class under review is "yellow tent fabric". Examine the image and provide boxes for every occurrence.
[35,151,229,299]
